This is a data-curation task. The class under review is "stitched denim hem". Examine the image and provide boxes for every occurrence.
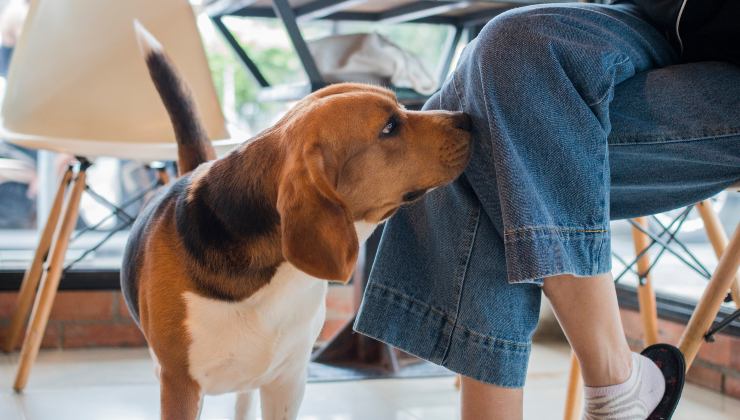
[503,227,611,284]
[354,282,531,388]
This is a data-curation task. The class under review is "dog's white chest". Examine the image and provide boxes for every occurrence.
[184,263,327,395]
[182,222,377,395]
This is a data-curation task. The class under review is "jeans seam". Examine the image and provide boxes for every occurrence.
[609,129,740,146]
[441,204,481,364]
[453,326,531,350]
[451,72,464,111]
[594,231,609,273]
[367,282,449,318]
[504,225,609,236]
[587,55,631,107]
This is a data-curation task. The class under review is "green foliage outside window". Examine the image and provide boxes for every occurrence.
[205,18,453,133]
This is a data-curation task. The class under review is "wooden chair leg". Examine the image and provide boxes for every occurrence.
[563,351,583,420]
[696,200,740,310]
[2,165,75,353]
[678,223,740,369]
[12,162,89,392]
[630,217,659,346]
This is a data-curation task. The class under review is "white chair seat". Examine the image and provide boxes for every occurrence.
[1,126,241,161]
[1,0,230,161]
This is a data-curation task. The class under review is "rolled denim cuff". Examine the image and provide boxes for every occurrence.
[503,227,611,284]
[354,282,532,388]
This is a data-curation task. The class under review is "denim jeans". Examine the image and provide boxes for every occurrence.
[354,3,740,387]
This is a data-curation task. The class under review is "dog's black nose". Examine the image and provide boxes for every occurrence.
[453,112,472,132]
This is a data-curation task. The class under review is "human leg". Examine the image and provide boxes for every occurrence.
[543,273,631,386]
[436,0,679,399]
[461,376,523,420]
[358,2,739,419]
[452,3,676,285]
[546,53,740,420]
[554,58,740,386]
[356,175,541,388]
[358,0,674,399]
[441,3,740,409]
[543,274,667,417]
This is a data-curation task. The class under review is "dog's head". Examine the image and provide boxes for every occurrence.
[275,83,472,281]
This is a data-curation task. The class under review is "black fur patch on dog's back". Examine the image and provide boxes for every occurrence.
[175,182,238,265]
[173,171,282,301]
[122,172,283,315]
[176,181,278,260]
[175,183,279,276]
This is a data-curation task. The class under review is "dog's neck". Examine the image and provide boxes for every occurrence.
[175,133,286,301]
[198,136,282,240]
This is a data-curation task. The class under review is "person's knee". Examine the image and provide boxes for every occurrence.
[471,6,591,71]
[474,8,557,60]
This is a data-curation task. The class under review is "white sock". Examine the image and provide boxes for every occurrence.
[582,353,665,420]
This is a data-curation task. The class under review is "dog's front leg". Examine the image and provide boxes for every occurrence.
[259,370,307,420]
[160,371,202,420]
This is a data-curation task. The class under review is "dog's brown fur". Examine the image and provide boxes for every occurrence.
[122,28,471,419]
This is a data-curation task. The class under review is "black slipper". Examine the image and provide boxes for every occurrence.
[641,343,685,420]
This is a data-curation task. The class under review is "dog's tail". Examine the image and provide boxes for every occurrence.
[133,20,215,175]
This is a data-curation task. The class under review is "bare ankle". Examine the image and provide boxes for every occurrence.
[582,349,632,387]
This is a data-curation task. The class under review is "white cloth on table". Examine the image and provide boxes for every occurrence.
[308,32,437,95]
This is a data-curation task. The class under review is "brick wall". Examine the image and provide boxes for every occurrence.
[0,291,146,349]
[0,284,355,350]
[620,308,740,399]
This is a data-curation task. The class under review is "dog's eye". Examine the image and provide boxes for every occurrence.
[380,117,398,138]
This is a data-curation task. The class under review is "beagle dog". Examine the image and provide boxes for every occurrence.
[123,24,472,420]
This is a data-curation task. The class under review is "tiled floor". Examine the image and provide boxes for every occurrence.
[1,341,738,419]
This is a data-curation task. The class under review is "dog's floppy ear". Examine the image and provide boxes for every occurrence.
[277,143,358,282]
